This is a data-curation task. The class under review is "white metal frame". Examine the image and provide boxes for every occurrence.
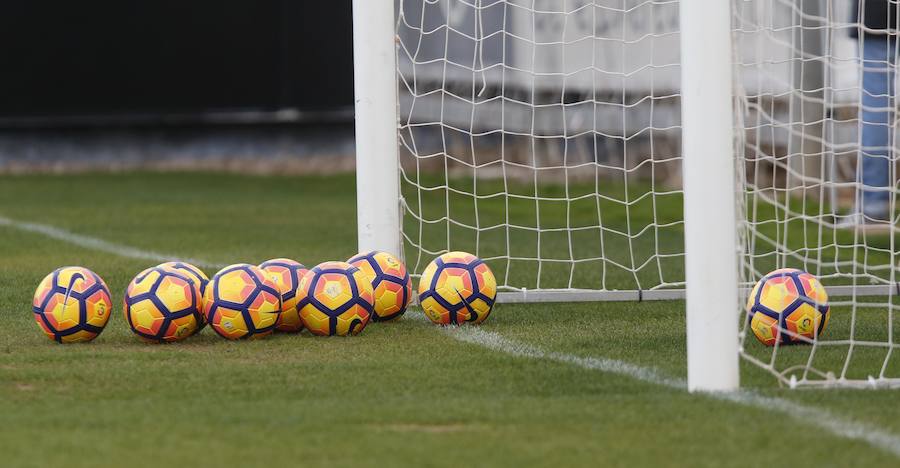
[353,0,403,257]
[354,0,741,392]
[679,0,740,392]
[494,284,892,304]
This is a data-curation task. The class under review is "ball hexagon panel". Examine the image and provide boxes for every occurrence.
[34,317,54,337]
[60,330,99,344]
[128,268,160,297]
[745,280,763,314]
[129,300,165,337]
[374,282,402,315]
[84,288,111,328]
[375,252,406,278]
[210,306,249,340]
[54,266,99,295]
[158,261,209,334]
[750,312,779,346]
[434,267,474,305]
[32,275,54,309]
[473,263,497,300]
[420,296,450,325]
[314,273,355,311]
[165,315,197,341]
[766,267,802,277]
[300,307,331,336]
[42,293,83,331]
[442,251,478,265]
[469,298,492,320]
[758,276,800,313]
[797,272,828,305]
[356,279,375,306]
[349,255,378,282]
[335,307,369,335]
[784,303,822,341]
[159,262,209,293]
[156,275,195,312]
[267,259,307,332]
[259,258,305,307]
[217,269,258,305]
[247,289,280,331]
[418,262,439,296]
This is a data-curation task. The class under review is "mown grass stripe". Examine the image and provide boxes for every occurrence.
[445,325,900,459]
[5,212,900,458]
[0,214,225,270]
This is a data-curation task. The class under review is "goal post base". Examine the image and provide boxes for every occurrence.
[741,353,900,390]
[493,284,895,304]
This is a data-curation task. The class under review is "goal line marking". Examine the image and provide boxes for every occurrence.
[442,323,900,459]
[5,212,900,457]
[0,214,226,270]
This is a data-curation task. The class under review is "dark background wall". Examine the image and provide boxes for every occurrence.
[0,1,354,125]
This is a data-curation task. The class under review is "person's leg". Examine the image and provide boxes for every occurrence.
[859,35,893,220]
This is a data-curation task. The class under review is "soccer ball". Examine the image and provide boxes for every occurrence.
[32,266,112,343]
[259,258,308,332]
[746,268,830,346]
[347,250,412,322]
[297,261,373,336]
[158,261,209,335]
[123,266,204,342]
[418,251,497,325]
[203,264,282,340]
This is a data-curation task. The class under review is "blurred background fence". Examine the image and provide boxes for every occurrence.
[0,0,879,197]
[0,0,355,173]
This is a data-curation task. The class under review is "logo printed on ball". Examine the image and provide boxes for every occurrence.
[324,282,343,299]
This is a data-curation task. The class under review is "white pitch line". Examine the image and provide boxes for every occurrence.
[5,213,900,458]
[0,214,226,270]
[445,324,900,459]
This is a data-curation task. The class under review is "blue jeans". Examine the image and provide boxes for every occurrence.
[859,36,895,219]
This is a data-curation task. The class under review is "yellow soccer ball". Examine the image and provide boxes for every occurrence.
[203,264,282,340]
[297,261,373,336]
[157,261,209,335]
[746,268,830,346]
[123,266,204,342]
[418,251,497,325]
[259,258,308,333]
[32,266,112,343]
[347,250,412,322]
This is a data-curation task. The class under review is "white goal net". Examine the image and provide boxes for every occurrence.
[392,0,900,388]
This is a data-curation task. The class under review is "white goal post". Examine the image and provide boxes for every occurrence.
[353,0,403,257]
[679,0,740,391]
[354,0,900,391]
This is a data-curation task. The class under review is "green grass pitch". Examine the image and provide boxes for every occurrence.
[2,172,900,467]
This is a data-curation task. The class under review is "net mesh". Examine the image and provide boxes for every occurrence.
[397,0,685,295]
[735,0,900,388]
[396,0,900,387]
